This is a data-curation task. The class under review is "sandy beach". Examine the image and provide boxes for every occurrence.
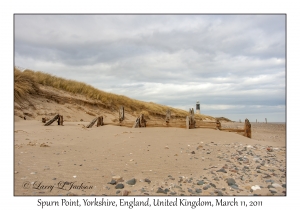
[14,119,286,196]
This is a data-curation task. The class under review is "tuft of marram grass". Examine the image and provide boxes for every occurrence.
[14,68,39,102]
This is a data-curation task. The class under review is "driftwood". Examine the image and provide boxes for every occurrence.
[44,114,60,126]
[165,109,171,123]
[244,118,251,138]
[186,108,196,129]
[97,116,103,127]
[86,117,98,128]
[133,114,147,128]
[119,106,125,122]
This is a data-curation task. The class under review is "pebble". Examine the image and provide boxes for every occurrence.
[272,183,282,188]
[144,178,151,183]
[108,180,117,185]
[122,190,130,196]
[217,168,227,173]
[251,185,261,191]
[197,180,204,185]
[227,178,236,186]
[112,176,124,182]
[210,183,216,188]
[126,178,136,185]
[195,189,202,193]
[115,183,124,189]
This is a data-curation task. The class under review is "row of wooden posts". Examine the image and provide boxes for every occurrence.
[42,106,251,138]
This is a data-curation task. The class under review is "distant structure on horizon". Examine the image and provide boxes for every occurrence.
[196,101,200,114]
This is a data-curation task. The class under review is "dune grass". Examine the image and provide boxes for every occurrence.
[14,68,39,103]
[14,67,214,120]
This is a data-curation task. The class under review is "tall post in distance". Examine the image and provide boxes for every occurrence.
[196,101,200,114]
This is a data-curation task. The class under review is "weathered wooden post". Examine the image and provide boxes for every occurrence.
[186,108,196,129]
[191,108,196,128]
[86,117,98,128]
[119,106,124,123]
[244,118,251,138]
[44,114,60,126]
[133,117,140,128]
[165,109,171,124]
[97,116,103,127]
[216,119,221,130]
[60,115,64,126]
[140,114,146,127]
[186,116,190,129]
[133,113,146,128]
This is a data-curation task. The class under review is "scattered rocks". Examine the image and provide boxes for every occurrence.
[156,187,167,194]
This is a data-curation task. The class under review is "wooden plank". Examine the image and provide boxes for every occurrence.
[220,128,245,132]
[44,114,60,126]
[86,117,98,128]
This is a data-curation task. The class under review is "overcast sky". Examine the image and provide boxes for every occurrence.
[14,14,286,122]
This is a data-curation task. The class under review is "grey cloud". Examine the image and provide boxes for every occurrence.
[14,14,286,122]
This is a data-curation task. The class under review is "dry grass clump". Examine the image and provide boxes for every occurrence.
[14,68,39,102]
